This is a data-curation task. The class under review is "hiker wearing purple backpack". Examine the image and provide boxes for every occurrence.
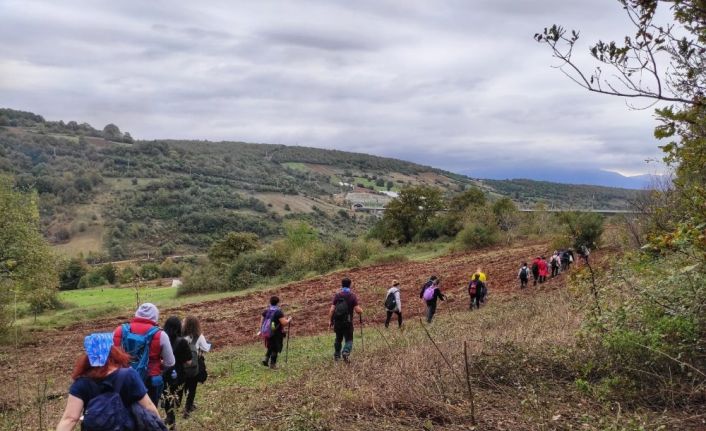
[258,296,292,370]
[420,276,445,323]
[329,278,363,363]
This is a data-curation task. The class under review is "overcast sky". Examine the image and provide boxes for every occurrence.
[0,0,671,178]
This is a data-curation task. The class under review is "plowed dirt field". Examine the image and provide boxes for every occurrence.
[4,242,566,408]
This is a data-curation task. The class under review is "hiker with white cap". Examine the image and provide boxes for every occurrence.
[113,303,175,405]
[56,333,164,431]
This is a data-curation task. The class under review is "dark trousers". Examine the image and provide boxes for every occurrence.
[426,301,437,323]
[469,295,480,309]
[163,377,181,429]
[334,323,354,359]
[385,310,402,328]
[520,277,528,289]
[532,272,539,285]
[551,265,559,277]
[265,335,283,365]
[182,377,198,412]
[539,275,546,283]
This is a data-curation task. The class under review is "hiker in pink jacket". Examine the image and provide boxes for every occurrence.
[538,256,549,283]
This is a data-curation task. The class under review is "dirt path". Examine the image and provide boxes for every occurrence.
[3,242,566,408]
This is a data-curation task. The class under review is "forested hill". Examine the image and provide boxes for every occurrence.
[0,108,640,259]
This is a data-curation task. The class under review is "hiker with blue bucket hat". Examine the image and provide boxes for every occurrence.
[56,332,166,431]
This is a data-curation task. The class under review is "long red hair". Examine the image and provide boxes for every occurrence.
[71,346,131,380]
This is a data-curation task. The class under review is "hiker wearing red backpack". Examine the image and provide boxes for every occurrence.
[468,273,485,309]
[329,278,363,363]
[56,333,164,431]
[113,303,175,406]
[258,296,292,369]
[420,276,445,323]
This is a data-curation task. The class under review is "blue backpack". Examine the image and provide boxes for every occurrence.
[120,324,160,380]
[82,369,135,431]
[260,306,280,339]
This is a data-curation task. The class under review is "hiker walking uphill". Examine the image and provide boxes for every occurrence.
[181,316,211,419]
[518,262,530,289]
[420,276,445,323]
[258,296,292,369]
[550,251,561,278]
[472,268,488,305]
[384,280,402,328]
[113,303,175,406]
[468,273,485,309]
[538,257,549,283]
[531,257,541,286]
[56,333,165,431]
[329,278,363,363]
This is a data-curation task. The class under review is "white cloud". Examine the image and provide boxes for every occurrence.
[0,0,671,176]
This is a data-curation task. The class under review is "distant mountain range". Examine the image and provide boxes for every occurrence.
[464,166,659,190]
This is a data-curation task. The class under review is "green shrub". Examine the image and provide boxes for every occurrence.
[159,258,182,278]
[119,266,137,284]
[59,258,87,290]
[139,263,161,280]
[456,223,499,249]
[369,253,409,265]
[178,266,229,295]
[576,252,706,405]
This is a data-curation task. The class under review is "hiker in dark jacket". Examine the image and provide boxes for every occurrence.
[162,316,192,430]
[329,278,363,363]
[531,257,541,286]
[181,316,211,418]
[56,333,162,431]
[420,276,445,323]
[560,250,570,271]
[468,273,485,309]
[258,296,292,369]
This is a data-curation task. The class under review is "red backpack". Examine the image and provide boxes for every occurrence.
[468,280,478,296]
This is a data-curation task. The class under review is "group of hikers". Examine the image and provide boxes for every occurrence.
[57,253,578,430]
[57,304,211,431]
[517,249,575,288]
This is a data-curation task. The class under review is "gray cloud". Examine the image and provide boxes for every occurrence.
[0,0,669,178]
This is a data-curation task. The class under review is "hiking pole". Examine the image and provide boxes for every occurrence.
[285,320,291,364]
[359,313,364,352]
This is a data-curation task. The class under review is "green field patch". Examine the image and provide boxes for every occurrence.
[282,162,309,172]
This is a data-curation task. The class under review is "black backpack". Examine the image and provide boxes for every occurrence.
[384,289,397,311]
[82,370,135,431]
[531,262,539,274]
[182,337,200,379]
[520,267,529,279]
[333,295,351,324]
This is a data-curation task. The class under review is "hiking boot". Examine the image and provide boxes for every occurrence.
[269,363,278,370]
[342,353,350,364]
[261,358,269,367]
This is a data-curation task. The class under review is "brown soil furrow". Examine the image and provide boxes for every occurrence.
[3,242,565,407]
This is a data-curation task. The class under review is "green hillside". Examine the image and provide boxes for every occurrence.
[0,108,638,259]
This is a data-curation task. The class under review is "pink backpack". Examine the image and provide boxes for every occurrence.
[423,285,436,301]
